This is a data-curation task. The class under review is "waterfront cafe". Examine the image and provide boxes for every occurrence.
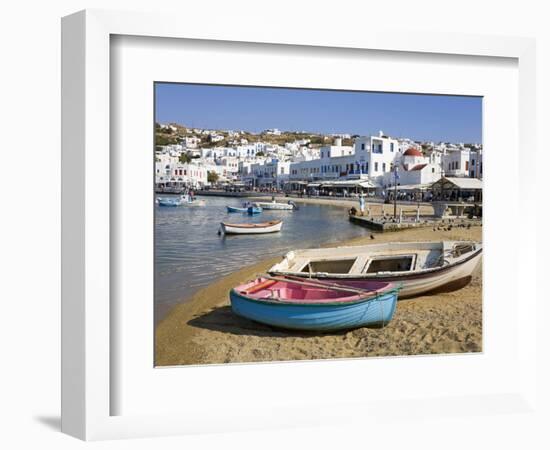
[385,183,433,201]
[309,179,376,196]
[430,177,483,202]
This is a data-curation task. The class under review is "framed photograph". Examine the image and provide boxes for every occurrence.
[62,9,538,441]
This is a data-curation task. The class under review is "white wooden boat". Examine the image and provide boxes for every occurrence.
[183,199,205,207]
[253,201,295,210]
[220,220,283,235]
[268,241,482,298]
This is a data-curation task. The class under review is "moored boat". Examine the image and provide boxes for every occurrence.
[183,199,206,207]
[247,205,262,215]
[220,220,283,235]
[254,201,295,210]
[157,195,205,207]
[227,205,248,213]
[230,276,399,331]
[158,197,183,207]
[268,241,482,298]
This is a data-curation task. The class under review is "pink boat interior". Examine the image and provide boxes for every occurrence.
[235,278,393,304]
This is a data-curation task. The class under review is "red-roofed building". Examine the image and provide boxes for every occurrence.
[403,147,423,157]
[409,163,428,171]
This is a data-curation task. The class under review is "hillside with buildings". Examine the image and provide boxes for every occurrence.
[155,122,482,196]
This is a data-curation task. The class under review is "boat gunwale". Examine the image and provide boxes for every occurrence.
[221,220,282,229]
[230,284,400,307]
[269,244,482,281]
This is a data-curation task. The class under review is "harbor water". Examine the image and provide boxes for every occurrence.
[155,195,372,322]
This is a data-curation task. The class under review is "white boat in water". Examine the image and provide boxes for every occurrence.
[157,195,205,207]
[268,241,482,298]
[253,201,295,210]
[220,220,283,235]
[183,198,206,207]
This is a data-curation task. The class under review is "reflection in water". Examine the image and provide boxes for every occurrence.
[155,196,370,322]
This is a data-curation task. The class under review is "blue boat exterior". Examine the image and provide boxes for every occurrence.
[227,206,247,213]
[247,206,262,215]
[158,198,180,207]
[229,289,398,331]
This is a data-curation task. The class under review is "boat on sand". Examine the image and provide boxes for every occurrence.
[230,276,399,331]
[268,240,482,298]
[220,220,283,235]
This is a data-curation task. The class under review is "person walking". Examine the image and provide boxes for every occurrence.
[359,193,366,216]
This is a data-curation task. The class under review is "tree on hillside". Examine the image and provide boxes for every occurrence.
[207,171,219,184]
[179,152,192,164]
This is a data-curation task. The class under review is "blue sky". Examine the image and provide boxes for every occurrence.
[155,83,482,143]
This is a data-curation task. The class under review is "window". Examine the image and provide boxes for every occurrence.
[361,143,365,150]
[390,143,394,152]
[382,163,386,172]
[465,161,469,171]
[375,162,379,172]
[432,168,435,173]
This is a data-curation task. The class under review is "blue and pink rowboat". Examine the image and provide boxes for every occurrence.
[230,276,400,331]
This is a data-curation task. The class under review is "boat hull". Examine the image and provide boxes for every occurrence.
[227,206,247,213]
[183,199,205,207]
[230,289,398,331]
[247,206,262,215]
[158,197,205,207]
[254,202,294,210]
[158,199,180,207]
[269,241,482,298]
[311,251,482,298]
[221,221,283,235]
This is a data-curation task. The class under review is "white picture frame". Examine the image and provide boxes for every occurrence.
[61,9,539,441]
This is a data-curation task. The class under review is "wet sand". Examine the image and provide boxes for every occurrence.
[155,225,482,366]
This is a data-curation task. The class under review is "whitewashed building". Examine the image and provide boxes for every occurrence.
[287,133,400,186]
[155,161,208,188]
[242,159,291,189]
[381,148,442,187]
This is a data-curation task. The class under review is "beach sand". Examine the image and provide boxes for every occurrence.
[155,224,482,366]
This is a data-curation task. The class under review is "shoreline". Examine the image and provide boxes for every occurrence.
[155,225,482,366]
[245,195,437,216]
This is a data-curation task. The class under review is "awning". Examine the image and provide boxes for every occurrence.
[431,177,483,190]
[391,183,431,191]
[321,179,376,188]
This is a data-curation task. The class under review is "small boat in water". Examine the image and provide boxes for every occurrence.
[184,198,205,207]
[220,220,283,235]
[157,195,205,207]
[254,201,295,210]
[158,197,183,207]
[230,276,399,331]
[227,205,248,213]
[268,241,482,298]
[247,205,262,215]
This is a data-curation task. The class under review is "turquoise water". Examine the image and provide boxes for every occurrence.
[155,196,372,322]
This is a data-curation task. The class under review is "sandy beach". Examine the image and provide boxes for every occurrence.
[155,214,482,366]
